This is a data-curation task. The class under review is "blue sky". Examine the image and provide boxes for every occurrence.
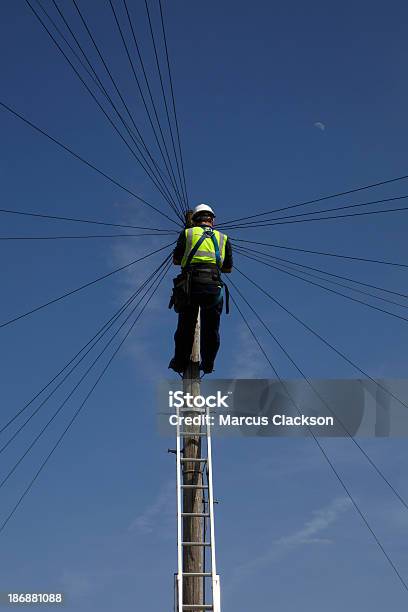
[1,0,408,609]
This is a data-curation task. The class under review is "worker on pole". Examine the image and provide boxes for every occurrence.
[168,203,233,375]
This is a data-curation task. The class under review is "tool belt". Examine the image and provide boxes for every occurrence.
[168,268,192,313]
[168,267,230,314]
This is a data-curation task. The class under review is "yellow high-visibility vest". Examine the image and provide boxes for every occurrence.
[181,226,228,268]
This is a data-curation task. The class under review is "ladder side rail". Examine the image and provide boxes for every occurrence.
[205,406,221,611]
[176,401,183,612]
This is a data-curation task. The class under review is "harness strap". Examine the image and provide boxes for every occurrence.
[184,230,208,268]
[207,280,230,315]
[183,228,230,314]
[210,233,221,269]
[223,281,230,314]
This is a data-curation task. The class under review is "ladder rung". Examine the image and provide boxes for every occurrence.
[181,484,209,489]
[181,512,210,517]
[179,431,207,436]
[179,407,206,413]
[182,542,211,546]
[181,458,207,463]
[182,606,213,610]
[182,572,212,577]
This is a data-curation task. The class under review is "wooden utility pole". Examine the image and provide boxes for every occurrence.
[181,208,204,608]
[182,311,204,607]
[174,210,221,611]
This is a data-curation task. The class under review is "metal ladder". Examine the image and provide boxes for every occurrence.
[174,401,221,612]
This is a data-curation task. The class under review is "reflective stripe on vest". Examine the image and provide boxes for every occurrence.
[181,227,228,268]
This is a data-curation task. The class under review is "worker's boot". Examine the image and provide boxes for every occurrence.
[200,361,214,374]
[168,357,186,374]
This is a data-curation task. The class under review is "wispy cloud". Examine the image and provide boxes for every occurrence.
[129,480,174,536]
[314,121,326,131]
[108,207,174,304]
[275,496,351,549]
[227,496,351,589]
[107,201,176,378]
[229,323,270,378]
[60,566,138,600]
[61,569,95,599]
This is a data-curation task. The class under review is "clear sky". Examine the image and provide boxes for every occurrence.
[1,0,408,610]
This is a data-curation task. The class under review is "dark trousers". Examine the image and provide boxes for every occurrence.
[173,291,223,370]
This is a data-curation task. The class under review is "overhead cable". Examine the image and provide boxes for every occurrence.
[158,0,189,207]
[231,238,408,269]
[0,99,181,226]
[47,0,183,217]
[27,0,183,221]
[0,260,171,534]
[233,244,408,301]
[69,0,184,217]
[222,204,408,231]
[0,256,171,437]
[0,233,176,241]
[234,246,408,311]
[233,265,408,412]
[143,0,187,209]
[235,249,408,324]
[229,286,408,594]
[0,206,176,232]
[220,172,408,226]
[0,259,172,487]
[0,241,174,330]
[109,0,186,212]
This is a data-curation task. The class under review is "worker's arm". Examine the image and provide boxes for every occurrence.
[173,230,186,265]
[221,239,233,273]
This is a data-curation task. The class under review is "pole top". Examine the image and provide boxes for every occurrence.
[185,210,194,228]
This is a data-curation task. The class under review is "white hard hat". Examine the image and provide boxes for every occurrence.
[192,203,215,218]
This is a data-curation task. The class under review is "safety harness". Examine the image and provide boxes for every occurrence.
[169,227,230,314]
[184,226,215,268]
